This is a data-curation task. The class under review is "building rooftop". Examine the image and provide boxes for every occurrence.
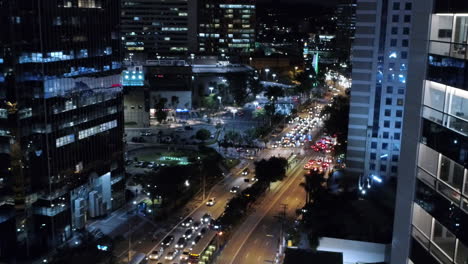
[283,248,343,264]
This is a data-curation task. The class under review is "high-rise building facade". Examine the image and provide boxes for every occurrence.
[346,0,413,180]
[198,0,256,55]
[121,0,198,61]
[334,0,357,64]
[391,0,468,263]
[0,1,124,261]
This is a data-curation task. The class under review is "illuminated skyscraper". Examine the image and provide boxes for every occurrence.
[198,0,256,55]
[346,0,413,181]
[121,0,198,61]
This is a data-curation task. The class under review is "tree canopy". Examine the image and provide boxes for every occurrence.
[255,156,289,183]
[195,128,212,142]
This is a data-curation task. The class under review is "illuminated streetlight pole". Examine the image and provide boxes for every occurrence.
[265,68,270,81]
[209,87,214,94]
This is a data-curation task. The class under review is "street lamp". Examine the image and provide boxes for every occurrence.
[209,87,214,94]
[217,96,222,105]
[272,73,277,82]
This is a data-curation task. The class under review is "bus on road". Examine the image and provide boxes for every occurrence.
[129,252,147,264]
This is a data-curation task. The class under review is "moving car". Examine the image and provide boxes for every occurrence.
[198,227,207,236]
[165,250,179,260]
[230,186,240,193]
[181,217,193,227]
[180,250,190,261]
[162,235,174,247]
[175,237,186,249]
[148,249,163,260]
[206,197,216,206]
[183,228,193,239]
[241,168,250,176]
[192,221,201,230]
[201,213,211,224]
[192,235,202,245]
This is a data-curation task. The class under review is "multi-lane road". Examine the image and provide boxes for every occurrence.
[145,145,306,263]
[121,104,330,263]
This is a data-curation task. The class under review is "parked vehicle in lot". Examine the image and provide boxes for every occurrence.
[140,130,153,136]
[162,235,174,247]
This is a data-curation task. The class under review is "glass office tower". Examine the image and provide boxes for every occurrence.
[0,0,124,261]
[391,0,468,263]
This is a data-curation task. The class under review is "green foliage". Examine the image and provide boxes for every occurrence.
[154,97,168,123]
[294,71,315,95]
[255,156,288,183]
[252,108,266,119]
[321,95,349,155]
[201,94,218,110]
[133,164,205,210]
[265,85,284,102]
[195,129,211,142]
[307,233,321,252]
[224,130,242,144]
[301,170,327,204]
[219,181,268,228]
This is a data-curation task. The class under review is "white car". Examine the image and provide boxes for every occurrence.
[180,250,190,261]
[206,197,216,206]
[148,250,162,260]
[165,250,179,260]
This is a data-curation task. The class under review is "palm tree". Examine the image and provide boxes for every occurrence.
[300,170,326,205]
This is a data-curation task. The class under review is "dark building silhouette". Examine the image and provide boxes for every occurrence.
[0,0,124,261]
